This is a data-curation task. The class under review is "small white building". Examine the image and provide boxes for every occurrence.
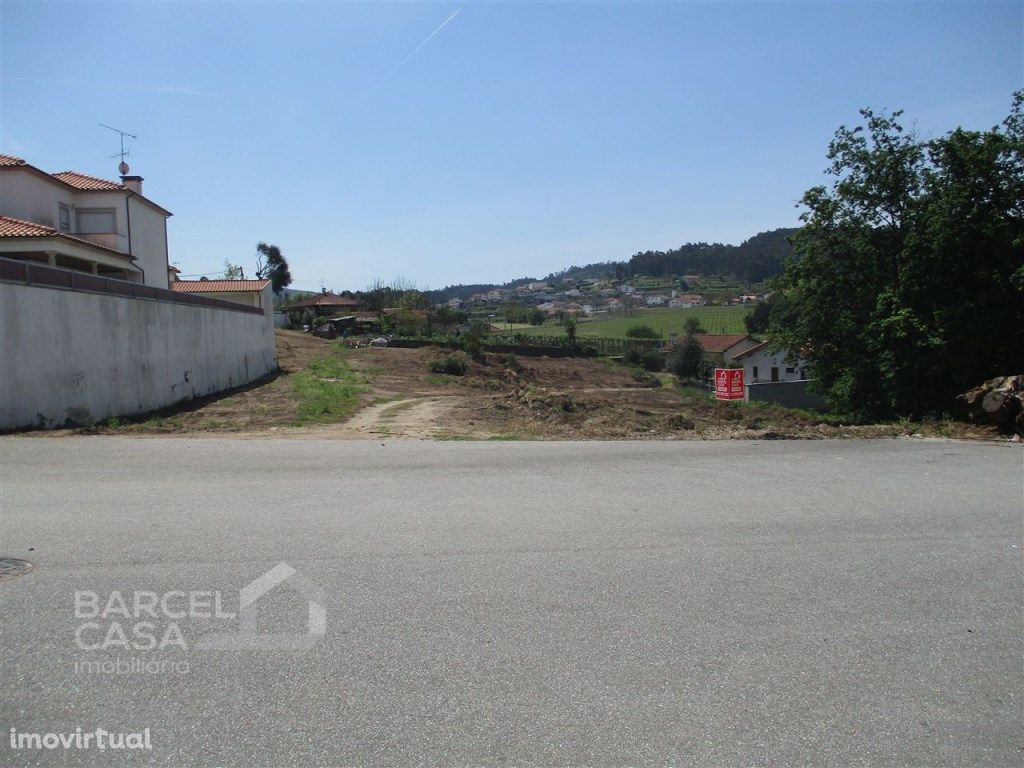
[731,341,809,383]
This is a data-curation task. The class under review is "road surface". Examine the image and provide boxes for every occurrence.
[0,437,1021,766]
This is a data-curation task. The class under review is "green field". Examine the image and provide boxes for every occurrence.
[521,306,752,338]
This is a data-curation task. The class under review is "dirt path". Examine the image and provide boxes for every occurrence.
[330,396,463,438]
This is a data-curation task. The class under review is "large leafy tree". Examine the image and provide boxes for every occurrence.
[771,93,1024,419]
[254,242,293,295]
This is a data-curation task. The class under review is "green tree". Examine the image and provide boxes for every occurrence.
[254,242,293,295]
[461,320,490,362]
[682,316,706,335]
[666,334,708,381]
[222,260,244,279]
[744,301,771,335]
[561,314,578,345]
[771,93,1024,418]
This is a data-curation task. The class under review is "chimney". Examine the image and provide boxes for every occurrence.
[121,175,144,194]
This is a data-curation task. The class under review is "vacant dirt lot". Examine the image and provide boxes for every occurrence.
[48,331,996,440]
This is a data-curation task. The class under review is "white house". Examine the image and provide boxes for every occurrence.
[668,294,707,308]
[731,341,809,383]
[0,155,171,288]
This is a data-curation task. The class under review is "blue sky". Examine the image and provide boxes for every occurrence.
[2,2,1021,291]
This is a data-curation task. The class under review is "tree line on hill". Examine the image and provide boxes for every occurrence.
[426,228,796,303]
[610,228,796,284]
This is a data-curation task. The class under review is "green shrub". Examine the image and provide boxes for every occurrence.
[622,347,644,366]
[429,354,468,376]
[500,354,523,372]
[626,324,661,339]
[640,350,665,371]
[461,320,490,362]
[631,370,662,388]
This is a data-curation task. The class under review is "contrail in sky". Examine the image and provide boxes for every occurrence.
[392,9,461,72]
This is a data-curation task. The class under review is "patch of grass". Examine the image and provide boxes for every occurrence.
[488,433,526,440]
[291,348,368,424]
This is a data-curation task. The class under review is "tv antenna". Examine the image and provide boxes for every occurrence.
[99,122,137,175]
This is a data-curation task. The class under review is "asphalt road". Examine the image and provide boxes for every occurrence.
[0,437,1021,767]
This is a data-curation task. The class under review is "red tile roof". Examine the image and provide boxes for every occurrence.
[51,170,124,191]
[694,333,752,353]
[171,279,271,293]
[0,215,57,237]
[0,215,135,262]
[283,292,360,310]
[0,154,27,167]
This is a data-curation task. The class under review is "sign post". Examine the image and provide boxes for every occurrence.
[714,368,745,401]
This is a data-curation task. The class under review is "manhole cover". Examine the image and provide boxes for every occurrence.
[0,558,33,581]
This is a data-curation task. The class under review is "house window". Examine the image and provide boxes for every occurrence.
[76,208,116,234]
[752,366,759,381]
[785,367,795,374]
[58,203,71,233]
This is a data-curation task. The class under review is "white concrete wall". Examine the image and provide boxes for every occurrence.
[0,282,277,430]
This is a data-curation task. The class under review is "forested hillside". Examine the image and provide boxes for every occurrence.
[621,228,796,283]
[429,227,797,301]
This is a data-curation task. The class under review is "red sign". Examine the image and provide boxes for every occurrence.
[714,368,745,400]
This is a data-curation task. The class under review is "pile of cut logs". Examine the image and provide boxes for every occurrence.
[958,375,1023,435]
